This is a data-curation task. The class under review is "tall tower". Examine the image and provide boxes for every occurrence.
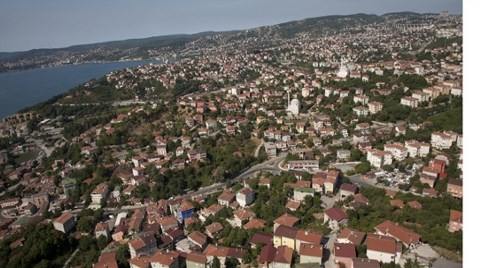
[287,90,291,108]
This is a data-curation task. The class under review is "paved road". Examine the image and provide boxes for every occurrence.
[324,232,338,268]
[180,153,287,199]
[63,248,79,268]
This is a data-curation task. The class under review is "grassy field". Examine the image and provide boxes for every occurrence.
[15,150,40,164]
[428,107,462,133]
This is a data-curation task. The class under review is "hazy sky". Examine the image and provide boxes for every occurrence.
[0,0,462,52]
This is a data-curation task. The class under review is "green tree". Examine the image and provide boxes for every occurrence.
[212,256,221,268]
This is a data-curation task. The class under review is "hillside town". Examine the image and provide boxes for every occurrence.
[0,12,462,268]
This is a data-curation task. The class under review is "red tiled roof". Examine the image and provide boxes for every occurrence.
[273,245,293,264]
[390,199,404,209]
[243,219,266,230]
[407,200,422,209]
[295,229,323,244]
[93,252,119,268]
[366,233,397,254]
[325,207,348,222]
[299,243,323,258]
[258,244,276,264]
[250,232,273,246]
[334,242,356,258]
[274,213,299,227]
[337,227,366,245]
[188,231,208,247]
[54,212,74,225]
[374,220,421,245]
[340,183,358,193]
[351,258,381,268]
[150,251,178,266]
[186,252,207,264]
[274,225,298,239]
[450,210,462,224]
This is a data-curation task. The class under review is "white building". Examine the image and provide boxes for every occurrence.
[366,234,402,264]
[400,97,418,108]
[383,144,408,161]
[353,107,369,116]
[353,95,369,105]
[367,149,393,168]
[368,101,383,114]
[236,188,254,207]
[431,131,457,149]
[293,187,315,202]
[288,99,300,115]
[91,182,109,204]
[404,140,430,158]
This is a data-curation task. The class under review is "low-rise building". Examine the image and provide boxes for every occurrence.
[448,210,462,233]
[366,234,402,264]
[53,212,76,233]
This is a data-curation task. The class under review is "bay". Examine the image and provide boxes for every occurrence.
[0,60,162,120]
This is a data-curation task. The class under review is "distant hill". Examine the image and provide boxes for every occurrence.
[0,12,433,72]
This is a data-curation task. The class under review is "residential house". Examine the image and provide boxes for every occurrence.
[128,233,158,258]
[407,201,422,210]
[272,245,294,268]
[218,189,235,206]
[237,187,255,207]
[333,243,357,268]
[243,219,267,230]
[354,95,369,105]
[159,216,179,233]
[351,193,370,208]
[205,222,223,238]
[404,140,430,158]
[199,204,224,222]
[383,144,408,161]
[299,243,323,265]
[186,252,208,268]
[95,221,110,239]
[295,229,323,250]
[447,178,463,198]
[93,252,119,268]
[264,142,278,157]
[351,258,380,268]
[366,149,393,168]
[258,244,277,268]
[353,107,369,116]
[293,187,315,202]
[176,201,195,223]
[390,199,404,209]
[431,132,456,149]
[374,220,421,248]
[286,160,319,171]
[273,225,298,250]
[337,227,366,246]
[448,210,462,232]
[150,251,180,268]
[411,91,430,102]
[312,172,327,193]
[367,102,383,114]
[324,170,340,194]
[366,234,402,264]
[53,212,76,233]
[340,183,359,199]
[203,245,247,267]
[187,231,208,250]
[91,182,109,204]
[324,208,348,231]
[129,209,146,235]
[400,97,418,108]
[337,150,351,161]
[273,213,299,232]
